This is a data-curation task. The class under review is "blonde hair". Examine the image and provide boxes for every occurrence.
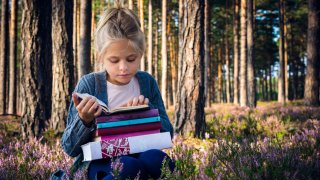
[94,0,145,57]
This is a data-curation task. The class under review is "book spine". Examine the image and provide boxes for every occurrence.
[94,129,160,141]
[97,116,160,128]
[96,109,159,123]
[82,132,172,161]
[96,122,162,136]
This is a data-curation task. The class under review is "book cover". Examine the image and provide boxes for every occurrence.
[75,92,149,115]
[93,129,160,141]
[81,132,172,161]
[95,109,159,123]
[96,122,162,136]
[96,116,160,129]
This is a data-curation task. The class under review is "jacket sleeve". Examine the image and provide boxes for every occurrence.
[61,76,96,158]
[149,78,174,138]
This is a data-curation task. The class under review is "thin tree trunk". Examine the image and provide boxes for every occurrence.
[304,0,320,106]
[284,2,289,101]
[218,46,222,103]
[225,0,230,103]
[247,0,256,107]
[154,12,158,82]
[278,0,286,104]
[139,0,145,71]
[239,0,247,107]
[204,0,210,107]
[8,0,18,115]
[147,0,152,74]
[50,0,74,133]
[161,0,167,108]
[233,0,240,105]
[73,0,78,85]
[269,66,273,100]
[21,0,52,139]
[174,0,205,138]
[0,0,9,114]
[169,20,176,107]
[78,0,91,78]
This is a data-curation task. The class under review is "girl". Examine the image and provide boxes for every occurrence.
[61,1,174,179]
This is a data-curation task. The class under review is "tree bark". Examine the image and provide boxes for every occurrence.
[304,0,320,106]
[225,0,230,103]
[233,0,240,105]
[139,0,145,71]
[174,0,205,138]
[21,0,52,139]
[50,0,74,134]
[247,0,256,107]
[161,0,167,108]
[239,0,247,106]
[147,0,152,74]
[204,0,210,107]
[0,0,9,114]
[78,0,91,78]
[278,0,286,104]
[8,0,18,115]
[73,0,78,86]
[218,46,222,103]
[154,12,158,82]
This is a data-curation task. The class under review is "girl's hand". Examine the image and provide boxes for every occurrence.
[123,95,149,107]
[72,93,102,126]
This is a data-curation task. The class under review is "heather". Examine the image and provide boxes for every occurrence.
[1,102,319,179]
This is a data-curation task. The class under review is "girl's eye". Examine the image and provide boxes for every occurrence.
[109,59,119,63]
[127,57,136,62]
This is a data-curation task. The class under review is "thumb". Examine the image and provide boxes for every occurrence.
[72,93,80,106]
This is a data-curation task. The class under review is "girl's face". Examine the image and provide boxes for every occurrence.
[100,39,141,85]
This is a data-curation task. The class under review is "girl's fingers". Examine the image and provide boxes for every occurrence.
[94,106,102,117]
[72,93,80,106]
[132,97,139,106]
[76,96,90,112]
[127,98,133,106]
[88,101,99,114]
[138,95,144,105]
[83,97,96,112]
[144,98,149,105]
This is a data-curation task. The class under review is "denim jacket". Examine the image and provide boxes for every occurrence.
[61,71,173,177]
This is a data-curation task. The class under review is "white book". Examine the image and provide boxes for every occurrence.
[81,132,172,161]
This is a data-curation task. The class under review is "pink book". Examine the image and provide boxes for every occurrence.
[81,132,172,161]
[93,129,160,141]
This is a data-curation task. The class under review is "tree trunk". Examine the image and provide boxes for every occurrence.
[169,20,176,107]
[204,0,210,107]
[154,12,158,82]
[161,0,167,108]
[21,0,52,139]
[233,0,240,105]
[147,0,152,74]
[139,0,145,71]
[278,0,286,104]
[8,0,18,115]
[247,0,256,107]
[78,0,91,78]
[225,0,230,103]
[218,46,222,103]
[269,66,273,100]
[0,0,9,114]
[284,7,289,101]
[239,0,247,107]
[174,0,205,138]
[50,0,74,134]
[304,0,320,106]
[73,0,78,86]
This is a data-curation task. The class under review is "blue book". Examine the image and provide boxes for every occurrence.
[97,116,160,128]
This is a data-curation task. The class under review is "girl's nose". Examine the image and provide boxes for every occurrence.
[119,61,128,71]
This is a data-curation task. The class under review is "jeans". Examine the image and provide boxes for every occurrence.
[88,149,175,180]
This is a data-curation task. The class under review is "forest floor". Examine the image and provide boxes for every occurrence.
[1,101,319,179]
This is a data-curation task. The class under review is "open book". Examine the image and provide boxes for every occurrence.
[75,92,149,115]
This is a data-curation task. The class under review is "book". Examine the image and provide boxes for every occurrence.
[96,122,162,136]
[81,132,172,161]
[97,116,160,129]
[95,109,159,123]
[75,92,149,115]
[93,129,160,141]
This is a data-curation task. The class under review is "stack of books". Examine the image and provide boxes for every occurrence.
[76,93,172,161]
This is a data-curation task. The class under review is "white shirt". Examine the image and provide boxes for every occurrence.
[107,77,140,110]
